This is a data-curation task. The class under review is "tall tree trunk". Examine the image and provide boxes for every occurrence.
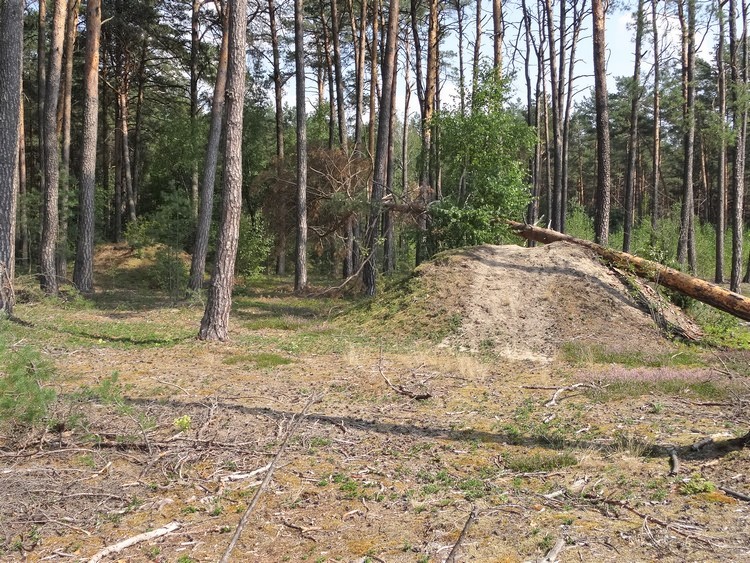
[330,0,348,151]
[623,0,644,253]
[294,0,308,291]
[73,0,101,294]
[402,32,411,197]
[40,0,67,294]
[472,0,481,104]
[491,0,502,75]
[383,43,398,274]
[189,0,229,293]
[198,0,247,341]
[38,0,48,207]
[349,0,368,152]
[455,0,466,115]
[368,0,379,157]
[592,0,610,245]
[0,0,23,315]
[544,0,562,231]
[57,0,80,280]
[676,0,696,273]
[269,0,284,161]
[119,88,137,224]
[716,0,727,283]
[650,0,661,243]
[190,0,201,217]
[363,0,399,296]
[18,94,29,271]
[131,38,147,208]
[560,0,585,234]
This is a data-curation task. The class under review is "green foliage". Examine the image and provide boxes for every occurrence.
[236,213,274,278]
[431,70,535,251]
[150,246,188,298]
[125,191,195,251]
[0,340,56,428]
[679,474,716,495]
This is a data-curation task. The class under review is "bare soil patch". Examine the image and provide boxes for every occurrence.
[1,243,749,562]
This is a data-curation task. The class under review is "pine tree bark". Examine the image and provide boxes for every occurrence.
[190,0,201,217]
[352,0,367,152]
[716,0,727,284]
[198,0,247,341]
[294,0,308,292]
[472,0,481,104]
[363,0,399,296]
[330,0,348,151]
[18,94,29,272]
[57,0,80,279]
[676,0,697,273]
[268,0,284,162]
[650,0,661,243]
[543,0,562,231]
[73,0,101,295]
[623,0,644,253]
[592,0,610,245]
[730,0,748,291]
[491,0,502,75]
[38,0,48,207]
[0,0,23,315]
[40,0,68,294]
[189,0,229,293]
[368,0,379,157]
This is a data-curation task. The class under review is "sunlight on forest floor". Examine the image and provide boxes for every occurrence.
[1,243,749,562]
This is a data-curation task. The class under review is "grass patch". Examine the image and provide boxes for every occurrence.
[586,378,729,403]
[222,352,293,369]
[504,451,578,473]
[561,342,703,368]
[244,316,304,331]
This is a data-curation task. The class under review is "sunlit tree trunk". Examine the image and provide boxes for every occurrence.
[363,0,399,296]
[352,0,367,152]
[650,0,661,243]
[0,0,23,314]
[368,0,379,158]
[190,0,201,216]
[269,0,284,162]
[198,0,247,341]
[676,0,696,273]
[57,0,80,279]
[40,0,67,294]
[543,0,562,231]
[472,0,481,103]
[294,0,308,291]
[592,0,610,245]
[330,0,348,151]
[623,0,644,253]
[491,0,502,75]
[38,0,48,208]
[716,0,726,283]
[189,0,229,293]
[73,0,101,294]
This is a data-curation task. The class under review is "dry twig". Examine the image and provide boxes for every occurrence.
[444,507,478,563]
[377,352,431,401]
[219,393,323,563]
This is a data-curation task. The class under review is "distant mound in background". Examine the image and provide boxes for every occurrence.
[368,242,690,362]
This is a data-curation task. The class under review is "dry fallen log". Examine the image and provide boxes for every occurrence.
[87,521,181,562]
[507,221,750,322]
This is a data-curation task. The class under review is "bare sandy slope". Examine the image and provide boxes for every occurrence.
[443,242,677,361]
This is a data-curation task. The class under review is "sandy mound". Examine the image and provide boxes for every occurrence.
[437,242,679,362]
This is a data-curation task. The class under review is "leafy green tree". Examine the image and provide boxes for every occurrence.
[430,73,534,250]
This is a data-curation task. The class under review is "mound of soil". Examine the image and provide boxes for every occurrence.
[432,242,682,362]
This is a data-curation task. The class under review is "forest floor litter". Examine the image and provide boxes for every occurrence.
[1,242,749,562]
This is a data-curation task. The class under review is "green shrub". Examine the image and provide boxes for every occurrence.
[150,246,188,298]
[0,341,56,428]
[236,213,273,278]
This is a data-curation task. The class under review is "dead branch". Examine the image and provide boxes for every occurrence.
[691,437,714,451]
[540,537,565,563]
[444,507,478,563]
[87,521,181,563]
[377,360,432,401]
[545,383,594,406]
[668,449,680,476]
[219,393,323,563]
[583,495,717,546]
[719,486,750,502]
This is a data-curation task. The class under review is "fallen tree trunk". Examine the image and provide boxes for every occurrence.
[507,220,750,322]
